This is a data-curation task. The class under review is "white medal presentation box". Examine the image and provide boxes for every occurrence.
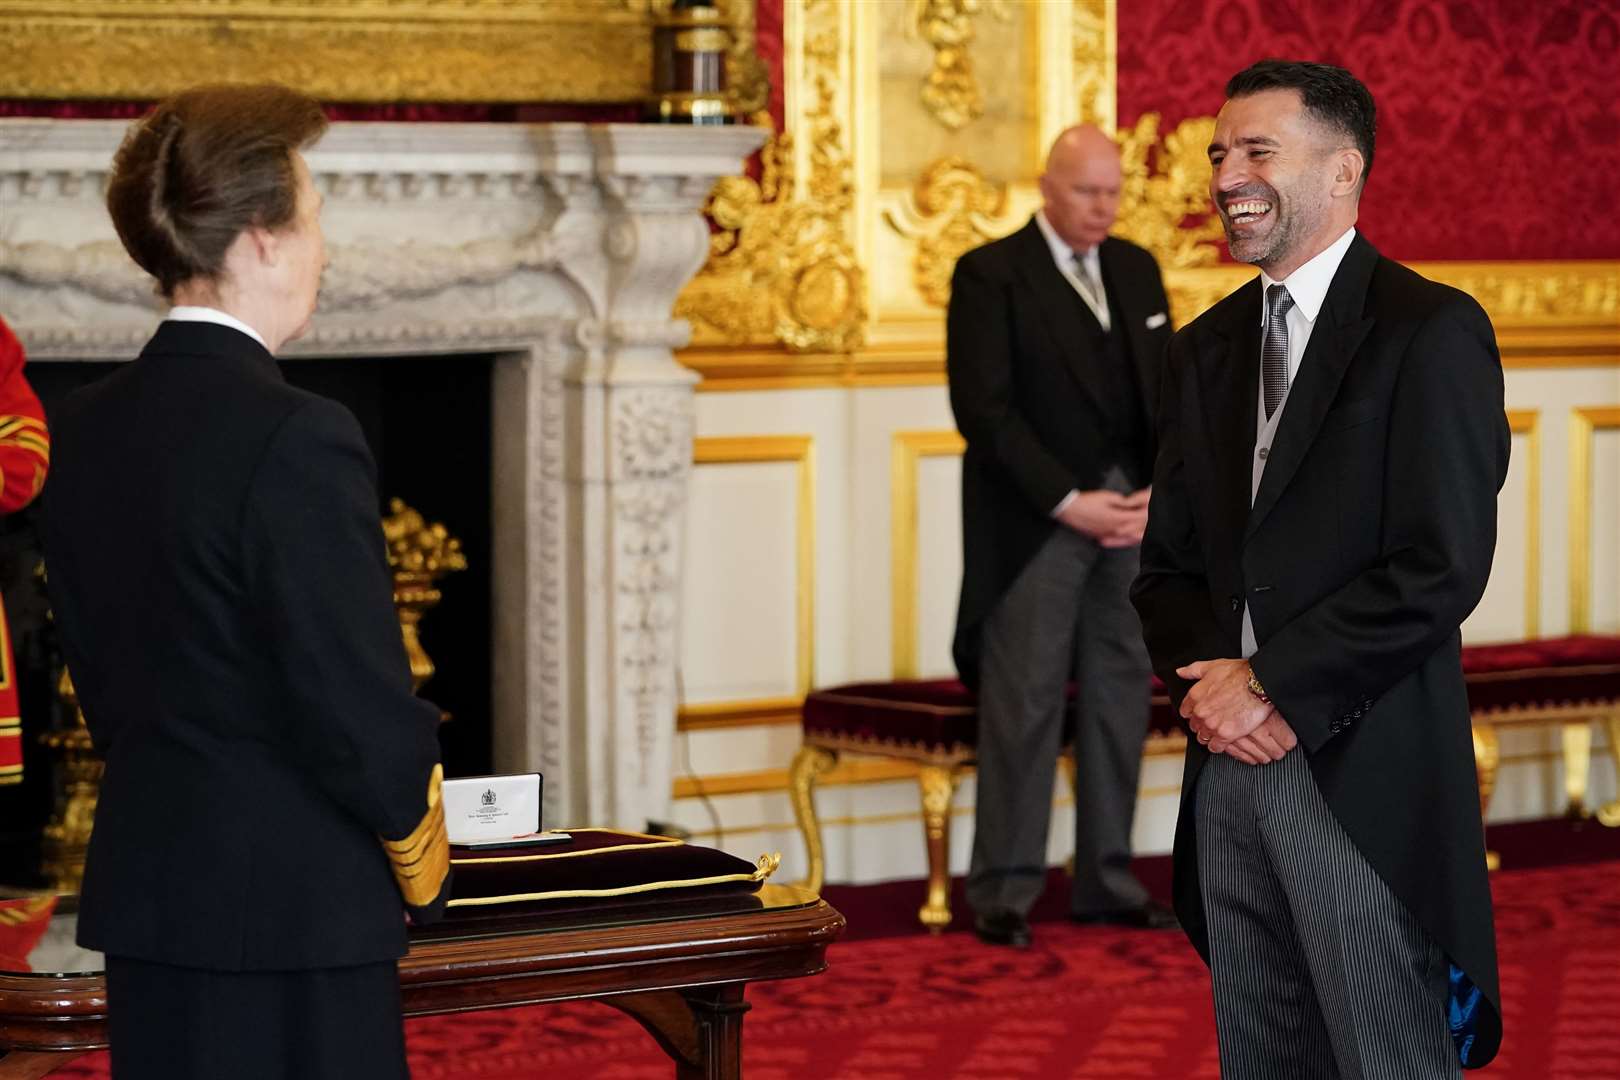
[442,773,566,848]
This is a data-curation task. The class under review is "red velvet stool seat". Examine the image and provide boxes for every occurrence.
[788,678,1184,931]
[790,636,1620,931]
[1463,636,1620,866]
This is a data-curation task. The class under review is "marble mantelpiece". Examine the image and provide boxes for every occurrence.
[0,118,766,831]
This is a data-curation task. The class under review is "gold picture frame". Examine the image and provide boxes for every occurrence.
[0,0,763,107]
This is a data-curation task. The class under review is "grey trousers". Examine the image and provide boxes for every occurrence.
[1196,750,1460,1080]
[966,521,1152,918]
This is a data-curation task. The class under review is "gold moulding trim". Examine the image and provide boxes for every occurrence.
[689,434,816,696]
[678,694,803,731]
[1568,406,1620,634]
[891,429,967,679]
[678,343,951,390]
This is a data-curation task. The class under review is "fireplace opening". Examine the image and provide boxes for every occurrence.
[0,350,495,890]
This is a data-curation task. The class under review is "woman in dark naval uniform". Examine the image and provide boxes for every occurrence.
[43,84,450,1079]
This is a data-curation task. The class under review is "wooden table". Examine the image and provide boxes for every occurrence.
[0,883,844,1079]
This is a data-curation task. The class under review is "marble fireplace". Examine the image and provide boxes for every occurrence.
[0,117,765,832]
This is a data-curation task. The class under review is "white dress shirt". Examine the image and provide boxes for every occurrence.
[1241,225,1357,658]
[164,306,270,352]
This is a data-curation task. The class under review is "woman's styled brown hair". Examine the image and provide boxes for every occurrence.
[106,83,328,299]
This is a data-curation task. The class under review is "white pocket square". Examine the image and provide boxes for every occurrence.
[1145,312,1168,329]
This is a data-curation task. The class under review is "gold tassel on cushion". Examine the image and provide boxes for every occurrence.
[381,763,450,906]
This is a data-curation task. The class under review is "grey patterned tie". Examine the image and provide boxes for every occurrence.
[1071,252,1110,331]
[1263,284,1294,420]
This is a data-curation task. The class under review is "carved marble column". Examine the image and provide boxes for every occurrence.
[572,127,764,830]
[0,118,764,833]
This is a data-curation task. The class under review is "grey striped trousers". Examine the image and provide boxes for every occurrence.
[1195,749,1459,1079]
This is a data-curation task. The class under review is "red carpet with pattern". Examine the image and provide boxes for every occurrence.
[51,823,1620,1079]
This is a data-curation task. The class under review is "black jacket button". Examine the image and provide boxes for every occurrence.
[1229,595,1241,612]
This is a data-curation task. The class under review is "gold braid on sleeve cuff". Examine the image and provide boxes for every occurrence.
[381,762,450,907]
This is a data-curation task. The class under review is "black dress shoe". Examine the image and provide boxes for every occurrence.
[973,909,1032,947]
[1070,901,1180,931]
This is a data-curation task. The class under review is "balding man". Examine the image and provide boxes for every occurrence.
[948,125,1176,947]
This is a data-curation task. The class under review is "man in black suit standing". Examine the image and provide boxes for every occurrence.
[948,125,1177,949]
[1133,60,1506,1074]
[44,84,450,1079]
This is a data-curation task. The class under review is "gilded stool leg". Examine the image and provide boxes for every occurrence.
[1562,719,1594,817]
[788,745,837,893]
[917,764,961,933]
[1059,751,1077,877]
[1598,710,1620,828]
[1472,723,1501,871]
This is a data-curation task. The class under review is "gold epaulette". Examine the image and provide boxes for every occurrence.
[381,762,450,907]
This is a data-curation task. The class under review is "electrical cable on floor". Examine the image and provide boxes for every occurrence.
[674,667,724,849]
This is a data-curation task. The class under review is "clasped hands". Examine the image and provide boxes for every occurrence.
[1176,658,1298,766]
[1057,486,1150,548]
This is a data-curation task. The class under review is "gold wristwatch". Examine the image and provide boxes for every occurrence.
[1246,664,1271,705]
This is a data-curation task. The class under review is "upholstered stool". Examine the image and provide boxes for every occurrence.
[788,679,1182,932]
[791,636,1620,929]
[1465,635,1620,866]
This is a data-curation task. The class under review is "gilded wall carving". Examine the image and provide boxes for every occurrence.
[909,0,1011,132]
[677,0,865,353]
[885,158,1007,308]
[1113,113,1225,271]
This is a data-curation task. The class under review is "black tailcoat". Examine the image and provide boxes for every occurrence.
[1132,233,1508,1066]
[948,219,1173,684]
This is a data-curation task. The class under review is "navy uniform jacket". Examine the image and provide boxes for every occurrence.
[44,320,448,971]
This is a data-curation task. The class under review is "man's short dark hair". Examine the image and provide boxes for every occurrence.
[107,84,328,299]
[1225,59,1376,184]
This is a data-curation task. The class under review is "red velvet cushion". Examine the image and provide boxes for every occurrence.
[437,829,770,926]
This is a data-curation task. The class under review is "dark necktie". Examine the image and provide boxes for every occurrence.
[1263,284,1294,420]
[1070,252,1110,331]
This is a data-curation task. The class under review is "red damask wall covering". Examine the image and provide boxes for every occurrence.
[1118,0,1620,261]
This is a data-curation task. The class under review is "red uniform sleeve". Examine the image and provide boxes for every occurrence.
[0,316,45,784]
[0,317,49,515]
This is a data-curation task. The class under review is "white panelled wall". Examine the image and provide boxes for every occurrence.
[672,364,1620,885]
